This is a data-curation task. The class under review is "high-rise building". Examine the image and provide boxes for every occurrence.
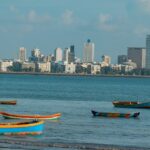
[63,46,75,64]
[69,45,75,63]
[31,48,41,58]
[83,39,94,63]
[146,35,150,69]
[118,55,128,64]
[19,47,26,62]
[63,48,70,63]
[128,47,146,68]
[102,55,111,65]
[29,48,41,62]
[54,48,63,62]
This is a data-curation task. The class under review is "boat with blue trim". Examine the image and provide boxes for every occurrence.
[0,120,44,135]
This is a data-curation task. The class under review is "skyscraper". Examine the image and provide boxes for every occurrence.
[63,46,75,64]
[63,48,70,63]
[31,48,41,58]
[54,48,63,62]
[102,55,111,65]
[146,35,150,69]
[128,47,146,68]
[19,47,26,62]
[118,55,128,64]
[83,39,94,63]
[29,48,41,62]
[69,45,75,63]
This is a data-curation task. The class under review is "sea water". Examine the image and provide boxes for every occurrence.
[0,74,149,149]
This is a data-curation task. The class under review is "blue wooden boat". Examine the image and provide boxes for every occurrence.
[113,101,150,109]
[91,110,140,118]
[0,120,44,135]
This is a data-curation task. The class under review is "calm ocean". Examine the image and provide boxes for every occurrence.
[0,74,149,149]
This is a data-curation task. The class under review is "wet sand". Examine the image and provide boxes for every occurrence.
[0,139,149,150]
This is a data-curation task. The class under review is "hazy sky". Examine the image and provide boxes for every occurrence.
[0,0,150,63]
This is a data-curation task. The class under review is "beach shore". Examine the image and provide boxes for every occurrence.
[0,139,149,150]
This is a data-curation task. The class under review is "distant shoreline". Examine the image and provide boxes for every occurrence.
[0,71,150,78]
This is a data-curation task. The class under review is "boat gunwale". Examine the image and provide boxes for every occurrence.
[0,100,17,104]
[0,120,44,128]
[0,112,61,119]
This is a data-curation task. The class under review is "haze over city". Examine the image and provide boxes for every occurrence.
[0,0,150,63]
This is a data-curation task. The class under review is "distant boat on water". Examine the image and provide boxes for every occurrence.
[0,100,16,105]
[112,101,150,109]
[0,111,61,120]
[0,120,44,135]
[91,110,140,118]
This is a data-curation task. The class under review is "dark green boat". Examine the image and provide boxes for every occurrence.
[112,101,150,109]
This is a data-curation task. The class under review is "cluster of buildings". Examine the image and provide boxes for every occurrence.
[1,35,150,75]
[116,35,150,73]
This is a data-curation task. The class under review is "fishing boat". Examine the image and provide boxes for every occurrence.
[91,110,140,118]
[0,100,16,105]
[112,101,150,109]
[0,120,44,135]
[0,112,61,120]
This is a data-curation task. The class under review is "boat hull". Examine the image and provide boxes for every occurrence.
[0,100,16,105]
[113,101,150,109]
[91,110,140,118]
[0,120,44,135]
[1,112,61,120]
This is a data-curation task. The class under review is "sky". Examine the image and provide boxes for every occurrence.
[0,0,150,63]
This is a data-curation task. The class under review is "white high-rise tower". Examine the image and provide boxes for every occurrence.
[19,47,26,62]
[83,39,94,63]
[54,48,63,62]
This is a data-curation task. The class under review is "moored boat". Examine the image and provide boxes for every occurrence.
[0,112,61,120]
[112,101,150,109]
[0,100,17,105]
[91,110,140,118]
[0,120,44,135]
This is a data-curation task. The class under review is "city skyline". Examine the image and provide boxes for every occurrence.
[0,0,150,63]
[0,37,148,64]
[0,36,149,75]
